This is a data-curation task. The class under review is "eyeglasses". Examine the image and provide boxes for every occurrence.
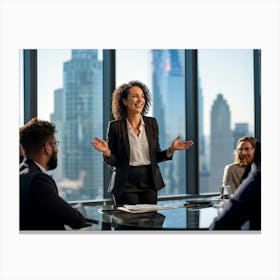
[48,141,59,147]
[238,147,254,152]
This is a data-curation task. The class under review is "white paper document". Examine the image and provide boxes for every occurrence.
[117,204,178,213]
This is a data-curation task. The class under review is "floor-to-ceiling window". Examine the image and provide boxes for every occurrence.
[20,49,259,202]
[116,49,186,196]
[37,50,104,201]
[19,51,24,127]
[197,50,255,194]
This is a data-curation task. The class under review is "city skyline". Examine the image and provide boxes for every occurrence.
[5,1,278,278]
[34,49,254,138]
[45,49,254,197]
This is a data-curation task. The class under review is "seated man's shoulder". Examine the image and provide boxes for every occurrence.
[20,162,39,181]
[20,161,57,192]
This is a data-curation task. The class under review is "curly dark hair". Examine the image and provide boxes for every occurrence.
[111,80,152,120]
[20,117,56,158]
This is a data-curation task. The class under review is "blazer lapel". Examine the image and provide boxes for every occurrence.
[143,117,154,160]
[120,119,130,159]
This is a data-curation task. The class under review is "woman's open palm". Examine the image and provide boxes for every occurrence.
[90,137,108,153]
[172,136,193,151]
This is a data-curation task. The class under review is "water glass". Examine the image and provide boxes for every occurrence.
[220,184,232,199]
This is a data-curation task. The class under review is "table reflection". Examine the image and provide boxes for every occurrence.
[109,212,166,229]
[84,198,221,230]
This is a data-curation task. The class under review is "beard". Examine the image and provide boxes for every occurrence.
[48,150,58,170]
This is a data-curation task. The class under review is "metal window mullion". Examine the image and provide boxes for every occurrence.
[254,49,261,142]
[103,49,116,198]
[23,50,37,123]
[185,50,199,194]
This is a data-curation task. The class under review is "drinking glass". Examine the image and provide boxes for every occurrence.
[220,184,232,199]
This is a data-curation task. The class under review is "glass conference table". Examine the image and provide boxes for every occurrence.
[83,197,222,230]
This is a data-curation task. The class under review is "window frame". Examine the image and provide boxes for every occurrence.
[22,49,261,200]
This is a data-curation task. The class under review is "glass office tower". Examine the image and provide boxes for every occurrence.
[151,49,186,195]
[51,50,103,201]
[209,93,233,192]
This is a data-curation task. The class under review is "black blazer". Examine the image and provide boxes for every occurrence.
[20,159,86,230]
[104,116,172,196]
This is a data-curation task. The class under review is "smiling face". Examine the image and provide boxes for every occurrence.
[122,86,146,116]
[237,140,255,165]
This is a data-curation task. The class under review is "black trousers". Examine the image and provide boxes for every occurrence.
[115,165,157,205]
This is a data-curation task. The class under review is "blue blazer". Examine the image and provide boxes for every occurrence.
[20,159,86,230]
[104,116,172,196]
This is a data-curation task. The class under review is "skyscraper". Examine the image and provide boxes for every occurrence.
[151,50,167,147]
[50,88,63,182]
[53,50,103,201]
[210,93,233,192]
[151,49,185,195]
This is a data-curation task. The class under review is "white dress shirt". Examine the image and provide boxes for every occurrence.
[126,117,151,166]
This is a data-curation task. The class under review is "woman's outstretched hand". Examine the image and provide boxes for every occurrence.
[90,137,111,157]
[171,136,193,151]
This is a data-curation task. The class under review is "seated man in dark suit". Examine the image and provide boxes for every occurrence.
[209,151,261,231]
[20,118,87,230]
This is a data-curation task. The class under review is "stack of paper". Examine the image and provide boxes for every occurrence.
[117,204,178,213]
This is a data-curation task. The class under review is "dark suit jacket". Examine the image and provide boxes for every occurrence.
[209,166,261,230]
[104,116,172,196]
[20,159,86,230]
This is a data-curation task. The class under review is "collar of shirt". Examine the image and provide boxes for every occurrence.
[126,115,145,137]
[33,161,48,174]
[126,116,151,166]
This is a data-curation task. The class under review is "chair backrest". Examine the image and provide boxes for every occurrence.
[107,167,116,193]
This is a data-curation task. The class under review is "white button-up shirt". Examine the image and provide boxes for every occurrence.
[126,117,151,166]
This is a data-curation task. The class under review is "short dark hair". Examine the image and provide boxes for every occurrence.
[20,118,56,158]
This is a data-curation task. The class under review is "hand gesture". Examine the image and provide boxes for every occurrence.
[90,137,111,157]
[171,136,193,151]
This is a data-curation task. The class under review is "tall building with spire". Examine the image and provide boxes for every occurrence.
[210,93,233,192]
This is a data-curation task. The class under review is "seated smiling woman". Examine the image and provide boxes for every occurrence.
[222,136,256,195]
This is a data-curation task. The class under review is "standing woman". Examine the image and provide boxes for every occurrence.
[91,80,193,205]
